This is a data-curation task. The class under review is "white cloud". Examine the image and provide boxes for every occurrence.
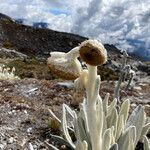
[0,0,72,31]
[0,0,150,58]
[71,0,150,57]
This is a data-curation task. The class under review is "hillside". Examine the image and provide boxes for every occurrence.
[0,13,87,58]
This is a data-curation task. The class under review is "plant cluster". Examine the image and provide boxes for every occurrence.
[47,40,150,150]
[0,65,19,80]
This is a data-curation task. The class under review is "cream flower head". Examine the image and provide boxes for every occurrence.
[79,39,107,66]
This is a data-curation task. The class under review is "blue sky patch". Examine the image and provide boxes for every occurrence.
[50,9,69,16]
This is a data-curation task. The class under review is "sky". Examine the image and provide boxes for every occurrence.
[0,0,150,59]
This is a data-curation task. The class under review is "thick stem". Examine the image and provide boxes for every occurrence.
[86,65,97,107]
[86,106,102,150]
[86,65,102,150]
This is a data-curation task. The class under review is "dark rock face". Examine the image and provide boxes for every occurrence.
[0,13,87,58]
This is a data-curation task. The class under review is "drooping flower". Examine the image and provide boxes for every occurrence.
[47,47,82,80]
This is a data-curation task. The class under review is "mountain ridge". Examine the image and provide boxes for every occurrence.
[0,13,149,63]
[0,13,87,58]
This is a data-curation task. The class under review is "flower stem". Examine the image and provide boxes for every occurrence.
[86,65,97,106]
[86,65,102,150]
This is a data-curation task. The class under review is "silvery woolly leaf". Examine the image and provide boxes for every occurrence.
[110,126,115,145]
[129,126,136,144]
[115,115,124,141]
[48,108,74,132]
[143,136,150,150]
[97,96,104,134]
[77,116,88,141]
[128,141,134,150]
[74,113,81,141]
[106,108,118,131]
[63,104,75,118]
[117,126,135,150]
[107,99,117,116]
[146,117,150,135]
[102,114,107,135]
[103,128,112,150]
[140,122,150,142]
[146,117,150,124]
[125,105,146,146]
[92,76,101,105]
[76,140,88,150]
[119,99,130,124]
[79,101,89,133]
[103,93,110,115]
[128,126,136,150]
[48,109,61,123]
[74,115,92,150]
[62,104,75,149]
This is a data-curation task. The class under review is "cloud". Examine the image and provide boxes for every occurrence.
[0,0,150,59]
[0,0,72,31]
[71,0,150,56]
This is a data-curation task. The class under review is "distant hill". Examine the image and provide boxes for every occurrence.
[0,13,87,58]
[0,13,149,62]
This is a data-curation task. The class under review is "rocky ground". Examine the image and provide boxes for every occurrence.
[0,46,150,150]
[0,74,149,149]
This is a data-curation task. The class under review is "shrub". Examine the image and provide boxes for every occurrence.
[0,65,19,80]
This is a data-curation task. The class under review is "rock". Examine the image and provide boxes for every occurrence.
[0,144,5,149]
[0,47,27,59]
[7,137,14,144]
[55,82,74,89]
[29,143,34,150]
[131,103,137,107]
[145,105,150,108]
[133,86,142,91]
[27,127,33,134]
